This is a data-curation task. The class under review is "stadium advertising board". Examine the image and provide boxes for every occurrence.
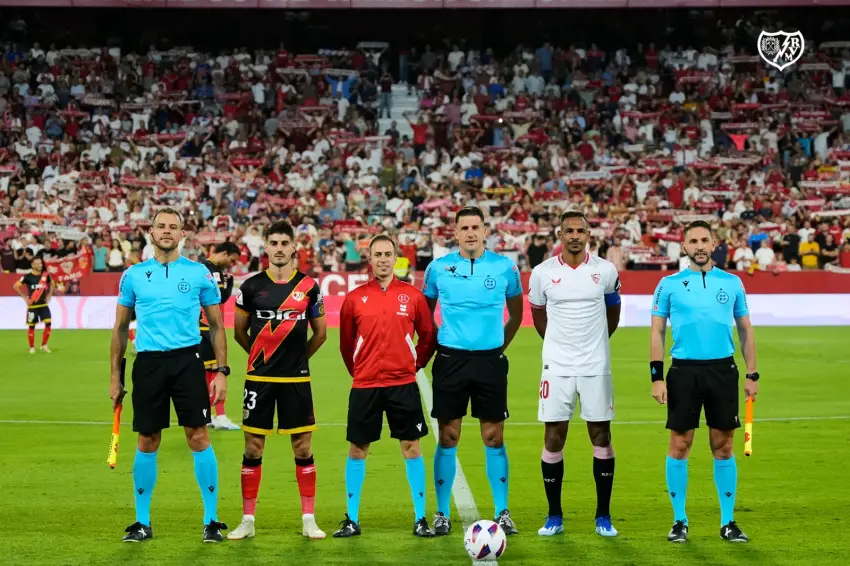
[0,271,848,329]
[1,270,849,297]
[0,0,847,7]
[1,293,847,330]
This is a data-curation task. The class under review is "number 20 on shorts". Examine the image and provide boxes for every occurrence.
[539,380,550,400]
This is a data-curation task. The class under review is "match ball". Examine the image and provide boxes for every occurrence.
[463,520,507,561]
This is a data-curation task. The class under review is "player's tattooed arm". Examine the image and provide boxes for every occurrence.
[12,279,28,303]
[204,303,228,368]
[109,304,133,408]
[46,277,57,304]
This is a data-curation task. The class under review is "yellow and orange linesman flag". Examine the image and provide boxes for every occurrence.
[107,359,127,469]
[744,397,754,457]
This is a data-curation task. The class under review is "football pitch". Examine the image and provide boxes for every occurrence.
[0,327,848,566]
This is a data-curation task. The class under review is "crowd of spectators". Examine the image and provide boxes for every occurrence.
[2,14,850,284]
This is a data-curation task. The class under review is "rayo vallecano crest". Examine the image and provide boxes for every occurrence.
[757,30,805,71]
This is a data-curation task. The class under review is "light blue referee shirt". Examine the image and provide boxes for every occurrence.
[118,256,221,353]
[423,250,523,351]
[651,268,749,360]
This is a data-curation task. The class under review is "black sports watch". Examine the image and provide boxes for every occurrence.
[746,372,759,382]
[213,366,231,377]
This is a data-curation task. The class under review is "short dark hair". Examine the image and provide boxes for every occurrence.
[214,242,240,255]
[369,234,398,254]
[455,206,485,224]
[683,220,712,239]
[560,210,589,225]
[265,220,295,241]
[152,207,184,226]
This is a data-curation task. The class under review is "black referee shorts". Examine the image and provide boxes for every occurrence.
[431,346,509,422]
[132,345,211,434]
[666,356,741,432]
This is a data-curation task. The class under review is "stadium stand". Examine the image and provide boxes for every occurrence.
[2,9,850,289]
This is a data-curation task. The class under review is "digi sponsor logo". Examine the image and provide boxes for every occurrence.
[255,309,306,322]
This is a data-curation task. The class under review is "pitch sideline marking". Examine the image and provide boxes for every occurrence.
[1,415,849,427]
[415,369,485,563]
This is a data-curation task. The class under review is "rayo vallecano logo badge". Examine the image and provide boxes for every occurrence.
[757,30,805,71]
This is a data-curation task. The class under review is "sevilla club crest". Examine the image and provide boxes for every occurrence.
[757,30,804,71]
[591,273,601,285]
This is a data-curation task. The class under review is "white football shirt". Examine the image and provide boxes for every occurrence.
[529,254,621,376]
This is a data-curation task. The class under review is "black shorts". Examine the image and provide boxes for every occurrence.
[198,331,216,367]
[242,378,316,435]
[666,357,741,432]
[26,306,51,326]
[346,382,428,445]
[431,346,509,422]
[132,346,210,434]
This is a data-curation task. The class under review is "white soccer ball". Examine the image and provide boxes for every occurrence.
[463,520,507,561]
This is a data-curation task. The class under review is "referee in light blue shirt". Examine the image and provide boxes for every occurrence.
[649,220,760,545]
[109,208,230,544]
[423,206,525,537]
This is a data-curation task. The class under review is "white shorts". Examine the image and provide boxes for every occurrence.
[538,374,614,423]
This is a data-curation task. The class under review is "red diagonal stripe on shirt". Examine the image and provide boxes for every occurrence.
[29,272,49,304]
[247,276,314,373]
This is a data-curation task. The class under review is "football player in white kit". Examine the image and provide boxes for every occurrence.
[529,211,622,538]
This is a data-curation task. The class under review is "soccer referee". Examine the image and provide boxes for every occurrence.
[109,208,230,543]
[424,206,525,536]
[650,220,760,544]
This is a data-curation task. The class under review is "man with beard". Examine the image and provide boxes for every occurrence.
[13,255,56,354]
[199,242,242,431]
[110,208,229,543]
[650,220,760,544]
[528,211,622,538]
[227,220,328,541]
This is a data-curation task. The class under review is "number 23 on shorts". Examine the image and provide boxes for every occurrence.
[244,389,257,410]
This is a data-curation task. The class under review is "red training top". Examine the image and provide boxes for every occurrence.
[339,277,436,388]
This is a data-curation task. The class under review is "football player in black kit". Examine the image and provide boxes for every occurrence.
[200,242,242,430]
[13,256,56,354]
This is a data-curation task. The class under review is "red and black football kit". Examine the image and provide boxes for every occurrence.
[235,270,324,435]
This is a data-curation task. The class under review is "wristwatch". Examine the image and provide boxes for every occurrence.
[746,372,759,382]
[213,366,231,377]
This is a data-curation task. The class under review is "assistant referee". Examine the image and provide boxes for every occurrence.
[109,207,230,544]
[423,206,525,537]
[649,220,760,545]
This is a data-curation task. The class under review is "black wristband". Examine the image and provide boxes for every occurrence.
[650,361,664,383]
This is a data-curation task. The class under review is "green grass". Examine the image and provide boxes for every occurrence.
[0,327,848,565]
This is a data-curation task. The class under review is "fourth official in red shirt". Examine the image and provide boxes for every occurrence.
[334,234,437,538]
